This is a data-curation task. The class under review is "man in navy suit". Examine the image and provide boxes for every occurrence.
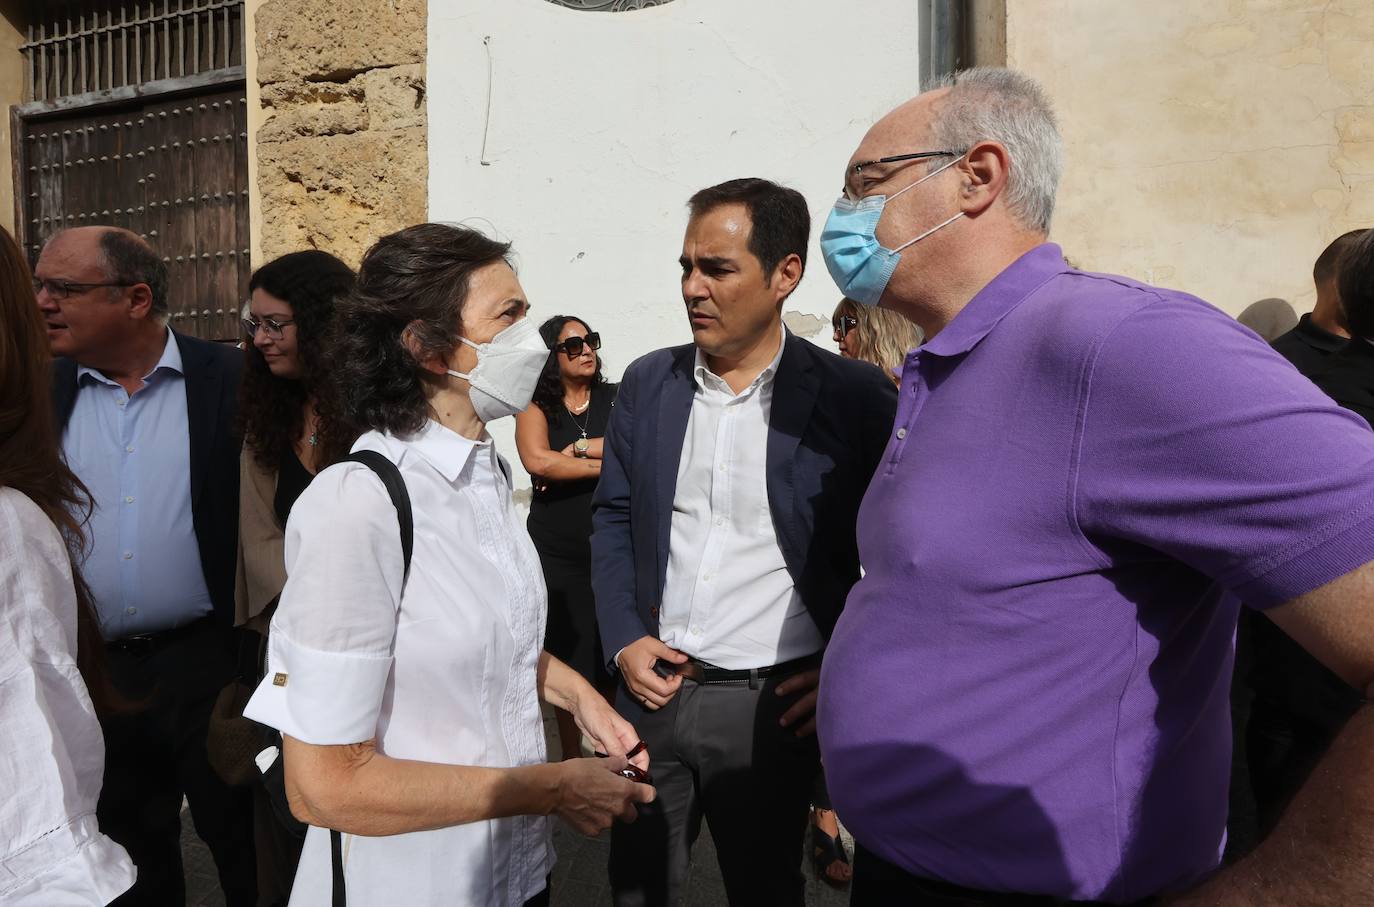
[591,178,898,905]
[42,226,254,905]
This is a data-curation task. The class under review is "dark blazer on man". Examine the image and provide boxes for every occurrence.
[591,330,899,681]
[52,329,244,626]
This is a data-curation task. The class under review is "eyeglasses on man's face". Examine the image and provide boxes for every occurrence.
[832,314,858,336]
[843,149,964,202]
[553,332,601,358]
[33,277,132,300]
[242,316,295,341]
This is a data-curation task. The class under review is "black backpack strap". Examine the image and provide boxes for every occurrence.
[342,449,413,579]
[330,829,346,907]
[323,450,415,906]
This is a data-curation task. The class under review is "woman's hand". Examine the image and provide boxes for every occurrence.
[553,757,655,835]
[570,685,651,775]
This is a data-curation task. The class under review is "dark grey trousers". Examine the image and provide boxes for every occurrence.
[609,674,820,907]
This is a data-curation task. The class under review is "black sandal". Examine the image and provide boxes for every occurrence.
[810,811,852,890]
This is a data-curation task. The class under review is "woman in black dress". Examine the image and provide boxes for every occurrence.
[234,250,355,906]
[514,315,617,760]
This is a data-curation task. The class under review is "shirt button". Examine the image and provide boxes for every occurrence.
[122,551,133,560]
[714,517,725,527]
[124,496,134,503]
[117,400,126,408]
[126,607,137,615]
[125,445,135,453]
[718,463,726,472]
[896,427,908,440]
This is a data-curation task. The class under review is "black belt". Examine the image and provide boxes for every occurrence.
[105,617,212,657]
[658,652,821,685]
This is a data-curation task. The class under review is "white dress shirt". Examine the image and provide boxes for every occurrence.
[0,488,136,905]
[244,421,552,907]
[658,328,825,670]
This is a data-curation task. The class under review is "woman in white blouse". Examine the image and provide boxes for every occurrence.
[245,224,653,907]
[0,225,135,905]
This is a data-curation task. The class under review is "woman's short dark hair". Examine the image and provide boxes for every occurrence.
[687,177,810,286]
[237,250,355,471]
[324,224,513,448]
[531,315,607,417]
[1339,229,1374,340]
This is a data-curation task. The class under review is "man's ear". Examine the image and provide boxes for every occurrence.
[125,282,155,320]
[771,252,804,301]
[958,140,1011,218]
[402,321,451,376]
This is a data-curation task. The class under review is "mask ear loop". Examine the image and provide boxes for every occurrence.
[892,211,965,253]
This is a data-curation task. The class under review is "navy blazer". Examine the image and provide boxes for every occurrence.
[591,330,899,675]
[52,330,244,626]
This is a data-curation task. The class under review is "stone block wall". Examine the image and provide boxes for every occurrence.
[253,0,427,266]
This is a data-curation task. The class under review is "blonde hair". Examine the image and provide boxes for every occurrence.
[835,298,924,383]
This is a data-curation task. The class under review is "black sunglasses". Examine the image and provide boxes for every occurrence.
[553,332,601,357]
[832,314,858,335]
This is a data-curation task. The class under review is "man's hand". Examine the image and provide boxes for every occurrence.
[552,757,656,836]
[617,636,688,710]
[776,668,821,737]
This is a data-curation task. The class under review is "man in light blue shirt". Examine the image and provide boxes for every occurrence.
[64,329,215,638]
[41,226,254,905]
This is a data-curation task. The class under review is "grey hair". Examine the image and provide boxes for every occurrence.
[926,67,1063,234]
[98,230,169,318]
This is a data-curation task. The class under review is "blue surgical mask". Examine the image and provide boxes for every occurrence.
[820,156,964,307]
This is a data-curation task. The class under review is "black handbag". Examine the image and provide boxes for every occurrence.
[257,449,414,907]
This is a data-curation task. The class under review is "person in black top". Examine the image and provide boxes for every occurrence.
[1242,229,1374,849]
[234,250,355,907]
[1271,230,1366,375]
[1312,231,1374,423]
[515,315,617,761]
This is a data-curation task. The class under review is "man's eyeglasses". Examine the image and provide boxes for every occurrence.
[33,277,132,300]
[833,314,858,336]
[553,332,601,357]
[242,316,296,341]
[844,149,963,201]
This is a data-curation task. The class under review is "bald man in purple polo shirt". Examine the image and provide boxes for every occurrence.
[816,67,1374,906]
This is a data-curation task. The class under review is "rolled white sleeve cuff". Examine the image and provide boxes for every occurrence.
[244,629,393,745]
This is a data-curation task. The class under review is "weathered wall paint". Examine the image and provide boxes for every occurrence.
[1005,0,1374,314]
[428,0,922,491]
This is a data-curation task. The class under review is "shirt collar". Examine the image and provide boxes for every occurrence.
[920,243,1068,359]
[1295,313,1348,352]
[77,328,182,386]
[692,322,788,392]
[402,417,490,483]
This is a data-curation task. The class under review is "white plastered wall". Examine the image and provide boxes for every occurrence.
[427,0,922,496]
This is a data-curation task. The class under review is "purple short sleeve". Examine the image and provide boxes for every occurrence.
[1074,294,1374,608]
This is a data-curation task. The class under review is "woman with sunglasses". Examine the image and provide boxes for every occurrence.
[831,297,924,387]
[799,298,922,890]
[234,249,355,906]
[515,316,618,761]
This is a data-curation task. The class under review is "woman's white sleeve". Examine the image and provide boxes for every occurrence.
[244,463,405,745]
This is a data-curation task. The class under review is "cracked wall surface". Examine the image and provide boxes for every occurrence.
[1006,0,1373,315]
[251,0,427,266]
